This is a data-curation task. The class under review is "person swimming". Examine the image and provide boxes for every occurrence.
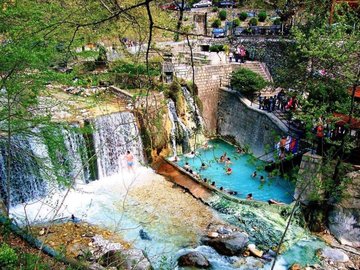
[200,163,207,170]
[260,176,265,182]
[225,157,232,166]
[184,162,190,170]
[246,193,253,200]
[251,171,257,178]
[185,151,196,158]
[226,167,232,175]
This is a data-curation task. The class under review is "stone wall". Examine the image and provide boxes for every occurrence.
[194,64,236,133]
[207,38,293,83]
[217,88,287,158]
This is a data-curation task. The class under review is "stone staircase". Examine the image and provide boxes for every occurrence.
[240,61,273,82]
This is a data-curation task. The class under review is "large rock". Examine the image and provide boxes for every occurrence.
[201,232,249,256]
[321,247,349,263]
[100,249,152,270]
[328,171,360,247]
[177,251,210,268]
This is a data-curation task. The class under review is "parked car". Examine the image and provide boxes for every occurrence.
[161,1,190,10]
[193,1,212,8]
[218,1,235,8]
[212,28,226,38]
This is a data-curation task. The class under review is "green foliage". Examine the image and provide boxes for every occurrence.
[273,18,281,25]
[211,19,222,28]
[239,12,248,21]
[230,68,267,100]
[209,45,225,52]
[212,7,219,12]
[0,243,18,268]
[258,11,267,22]
[111,60,160,77]
[233,18,241,27]
[219,10,227,21]
[249,17,258,26]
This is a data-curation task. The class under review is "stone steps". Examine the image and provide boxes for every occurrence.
[240,61,272,82]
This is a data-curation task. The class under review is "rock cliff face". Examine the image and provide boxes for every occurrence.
[217,89,286,158]
[328,171,360,247]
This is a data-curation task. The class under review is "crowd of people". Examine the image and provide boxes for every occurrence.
[258,90,298,113]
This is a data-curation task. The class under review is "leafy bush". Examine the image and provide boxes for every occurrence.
[273,18,281,25]
[249,17,258,26]
[258,11,267,22]
[111,60,160,76]
[0,243,18,268]
[211,19,221,28]
[230,68,267,100]
[209,45,224,52]
[233,18,240,27]
[219,10,227,21]
[239,12,248,21]
[212,7,219,12]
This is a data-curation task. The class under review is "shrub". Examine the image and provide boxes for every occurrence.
[212,7,219,12]
[258,11,267,22]
[273,18,281,25]
[249,17,258,26]
[0,243,18,268]
[209,45,224,52]
[211,19,221,28]
[219,10,227,21]
[233,18,240,27]
[230,68,267,100]
[239,12,248,21]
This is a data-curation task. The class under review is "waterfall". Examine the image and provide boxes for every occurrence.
[92,112,144,178]
[0,137,47,206]
[167,100,177,157]
[167,99,190,154]
[181,86,204,130]
[62,126,91,184]
[2,111,144,207]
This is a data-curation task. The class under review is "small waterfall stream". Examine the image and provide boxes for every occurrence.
[167,99,190,154]
[167,100,177,157]
[181,86,204,130]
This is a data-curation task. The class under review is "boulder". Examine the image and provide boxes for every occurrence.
[201,232,249,256]
[178,251,210,268]
[289,263,301,270]
[100,249,152,270]
[247,244,263,258]
[321,247,349,263]
[328,171,360,247]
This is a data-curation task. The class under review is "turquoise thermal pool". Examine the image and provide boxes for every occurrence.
[177,139,294,204]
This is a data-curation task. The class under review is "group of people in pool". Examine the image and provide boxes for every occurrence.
[219,152,233,175]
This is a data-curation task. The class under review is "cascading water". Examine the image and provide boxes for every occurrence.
[0,137,47,206]
[92,112,144,178]
[62,126,91,184]
[181,86,204,130]
[167,99,190,154]
[167,99,177,157]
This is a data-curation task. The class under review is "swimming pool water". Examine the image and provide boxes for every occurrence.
[177,140,294,204]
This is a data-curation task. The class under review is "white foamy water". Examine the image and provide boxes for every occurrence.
[10,164,157,226]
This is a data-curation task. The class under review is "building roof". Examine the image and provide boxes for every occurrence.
[333,112,360,129]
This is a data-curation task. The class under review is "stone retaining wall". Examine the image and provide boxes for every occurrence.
[194,64,238,133]
[217,88,287,159]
